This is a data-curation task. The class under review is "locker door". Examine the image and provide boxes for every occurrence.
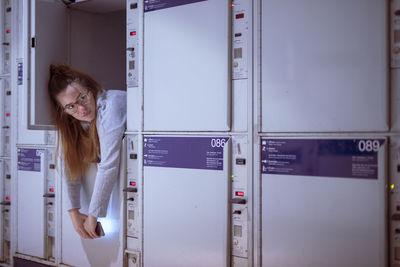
[261,138,387,267]
[17,148,46,258]
[260,0,387,132]
[0,159,4,262]
[143,136,230,266]
[143,0,230,131]
[389,136,400,266]
[29,0,68,129]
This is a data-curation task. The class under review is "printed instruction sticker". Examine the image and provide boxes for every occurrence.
[261,139,385,179]
[18,148,43,172]
[143,136,229,170]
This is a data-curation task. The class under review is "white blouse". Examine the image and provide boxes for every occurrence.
[64,89,126,218]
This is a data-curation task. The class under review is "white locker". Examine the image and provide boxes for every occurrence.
[143,0,230,131]
[17,147,46,258]
[260,0,388,132]
[390,136,400,267]
[61,152,125,267]
[392,69,400,131]
[1,0,11,75]
[0,159,4,263]
[261,137,387,267]
[0,78,11,156]
[143,135,230,266]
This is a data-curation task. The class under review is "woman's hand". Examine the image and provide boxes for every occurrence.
[83,214,100,239]
[68,209,92,239]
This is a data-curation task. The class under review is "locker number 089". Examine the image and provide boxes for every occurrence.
[358,140,380,152]
[211,138,227,148]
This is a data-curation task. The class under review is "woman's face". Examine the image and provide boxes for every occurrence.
[56,82,96,122]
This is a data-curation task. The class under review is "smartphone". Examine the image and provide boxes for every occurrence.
[96,222,105,237]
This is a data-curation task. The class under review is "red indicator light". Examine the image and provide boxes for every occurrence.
[6,197,10,201]
[6,30,10,34]
[6,113,10,117]
[236,13,244,19]
[49,188,55,192]
[231,3,235,7]
[235,191,244,197]
[129,181,136,186]
[130,31,136,36]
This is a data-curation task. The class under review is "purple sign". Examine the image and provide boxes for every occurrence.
[143,136,229,170]
[18,148,43,172]
[144,0,207,12]
[261,139,385,179]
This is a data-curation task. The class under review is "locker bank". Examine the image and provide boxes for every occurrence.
[0,0,395,266]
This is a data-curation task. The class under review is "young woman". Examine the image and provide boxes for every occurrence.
[48,64,126,239]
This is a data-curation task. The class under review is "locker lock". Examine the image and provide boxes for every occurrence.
[123,187,138,193]
[235,158,246,165]
[231,198,246,205]
[130,153,137,159]
[5,174,10,179]
[0,201,10,206]
[49,164,55,169]
[43,193,55,198]
[233,210,242,215]
[127,197,134,201]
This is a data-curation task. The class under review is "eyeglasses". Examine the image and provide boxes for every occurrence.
[63,91,91,114]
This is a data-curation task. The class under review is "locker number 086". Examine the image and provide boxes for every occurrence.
[211,138,227,148]
[358,140,380,152]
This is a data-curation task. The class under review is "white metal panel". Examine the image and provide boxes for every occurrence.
[0,159,4,262]
[61,162,124,267]
[143,135,230,266]
[0,79,4,157]
[29,0,68,129]
[17,148,46,258]
[392,69,400,131]
[261,0,387,132]
[261,137,387,267]
[143,0,230,131]
[389,135,400,266]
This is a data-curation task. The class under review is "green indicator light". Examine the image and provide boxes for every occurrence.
[391,184,395,190]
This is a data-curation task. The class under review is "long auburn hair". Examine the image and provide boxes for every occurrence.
[48,63,102,182]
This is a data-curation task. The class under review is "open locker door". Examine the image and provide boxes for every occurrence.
[29,0,68,130]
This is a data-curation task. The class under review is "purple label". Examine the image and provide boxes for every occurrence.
[143,136,229,170]
[18,148,43,172]
[261,139,385,179]
[144,0,207,12]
